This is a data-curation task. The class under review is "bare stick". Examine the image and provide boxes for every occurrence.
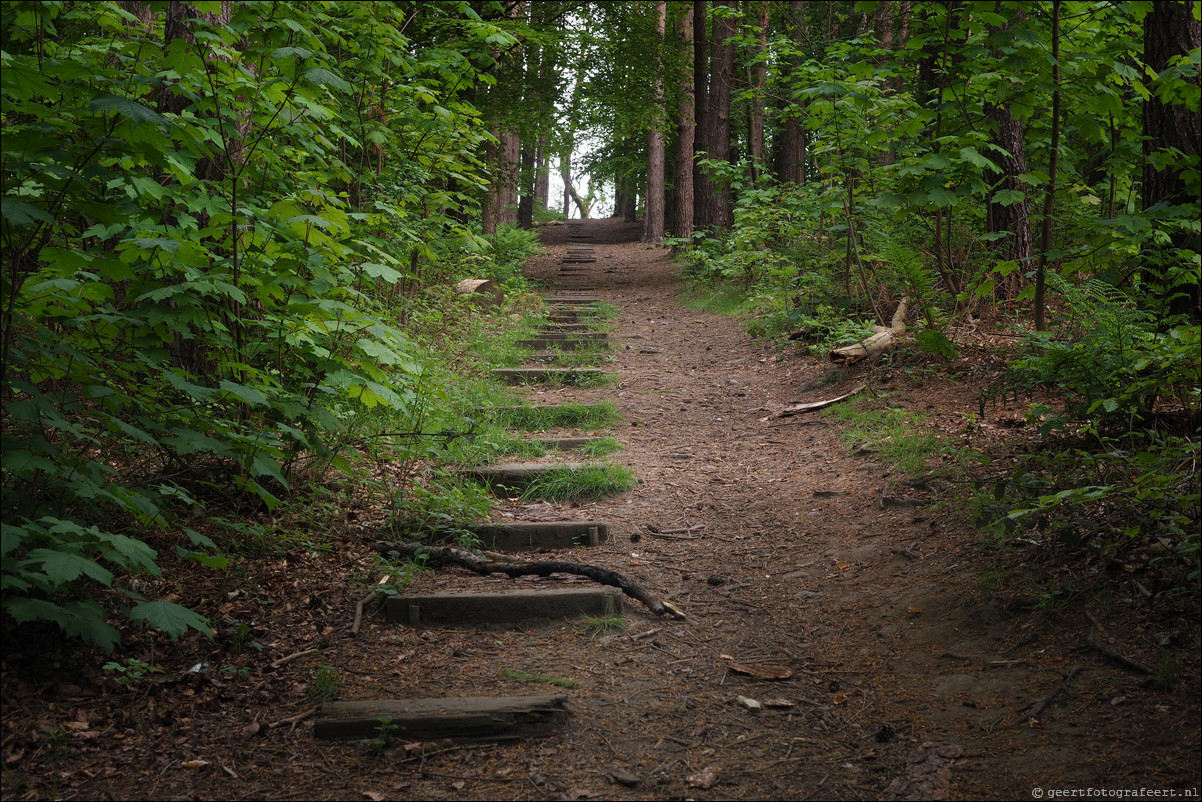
[1087,637,1153,675]
[1025,665,1085,718]
[270,648,318,670]
[351,591,380,637]
[374,540,685,619]
[267,706,319,731]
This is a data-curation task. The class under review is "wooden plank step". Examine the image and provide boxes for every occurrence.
[515,338,599,351]
[545,294,602,303]
[528,437,607,452]
[470,520,608,550]
[527,331,607,341]
[386,588,622,626]
[540,322,593,331]
[459,462,587,489]
[314,695,569,742]
[491,367,605,384]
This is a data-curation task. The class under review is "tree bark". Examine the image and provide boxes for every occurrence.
[1142,0,1202,319]
[984,4,1032,302]
[671,3,696,239]
[1033,0,1061,332]
[696,0,736,230]
[644,0,668,242]
[774,0,807,186]
[746,1,768,184]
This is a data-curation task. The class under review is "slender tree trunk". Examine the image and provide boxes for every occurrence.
[1142,0,1202,319]
[1033,0,1061,332]
[697,0,736,230]
[984,5,1032,302]
[692,0,710,230]
[746,1,768,184]
[775,0,806,186]
[518,145,535,229]
[535,135,550,211]
[671,3,696,239]
[644,0,668,242]
[498,129,520,226]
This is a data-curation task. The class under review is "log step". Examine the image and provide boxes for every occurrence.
[540,323,593,332]
[385,588,622,626]
[527,331,607,341]
[314,695,570,742]
[545,294,602,303]
[459,462,587,490]
[470,520,608,550]
[491,367,606,384]
[515,338,601,351]
[528,436,607,451]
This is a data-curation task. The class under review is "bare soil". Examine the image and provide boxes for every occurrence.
[3,218,1199,801]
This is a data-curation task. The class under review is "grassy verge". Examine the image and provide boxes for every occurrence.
[489,401,622,431]
[821,398,942,476]
[518,463,636,502]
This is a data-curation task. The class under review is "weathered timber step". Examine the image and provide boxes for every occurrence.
[470,520,608,550]
[492,367,605,384]
[515,338,601,351]
[529,436,607,451]
[528,331,607,341]
[314,695,569,742]
[546,311,600,322]
[544,294,602,303]
[540,323,593,332]
[560,257,597,264]
[459,462,587,489]
[386,588,622,626]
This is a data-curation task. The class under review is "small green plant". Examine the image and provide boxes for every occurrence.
[579,613,625,640]
[307,664,340,702]
[361,716,403,753]
[489,401,621,432]
[519,464,636,502]
[220,665,252,679]
[578,436,623,458]
[501,668,581,688]
[102,658,164,686]
[823,400,942,475]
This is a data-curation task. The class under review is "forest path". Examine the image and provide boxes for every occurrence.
[344,217,1184,800]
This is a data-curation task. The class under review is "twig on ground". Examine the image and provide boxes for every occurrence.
[270,648,318,670]
[1087,637,1153,675]
[351,591,380,637]
[267,706,319,731]
[1021,665,1085,719]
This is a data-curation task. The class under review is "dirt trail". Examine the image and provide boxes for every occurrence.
[4,218,1196,801]
[353,218,1198,799]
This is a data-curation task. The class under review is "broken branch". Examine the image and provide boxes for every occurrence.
[372,541,686,619]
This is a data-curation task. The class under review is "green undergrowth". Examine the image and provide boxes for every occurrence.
[516,464,636,502]
[822,398,943,476]
[501,668,581,688]
[487,401,622,431]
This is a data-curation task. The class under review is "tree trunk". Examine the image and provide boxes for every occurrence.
[984,4,1032,302]
[1033,0,1061,332]
[671,3,696,239]
[697,0,736,230]
[774,0,807,186]
[644,0,668,242]
[1142,0,1202,319]
[746,1,768,184]
[535,134,550,211]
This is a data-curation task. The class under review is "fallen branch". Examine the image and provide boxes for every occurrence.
[267,706,319,731]
[1087,637,1153,675]
[761,385,865,421]
[351,591,380,637]
[270,648,318,670]
[1023,664,1085,719]
[373,541,686,619]
[830,297,908,365]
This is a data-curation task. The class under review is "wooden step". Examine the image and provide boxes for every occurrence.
[470,520,608,550]
[315,695,570,742]
[545,294,602,303]
[459,462,587,490]
[385,588,622,626]
[515,338,600,351]
[491,367,605,384]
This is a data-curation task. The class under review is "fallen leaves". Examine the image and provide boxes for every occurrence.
[686,764,721,789]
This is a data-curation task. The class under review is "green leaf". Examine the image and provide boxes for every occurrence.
[87,93,167,126]
[302,67,351,94]
[5,598,121,652]
[22,548,114,587]
[127,600,211,639]
[1,198,55,226]
[219,380,270,407]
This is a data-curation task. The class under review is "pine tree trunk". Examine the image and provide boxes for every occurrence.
[697,0,736,230]
[774,0,806,186]
[671,3,696,239]
[644,0,668,242]
[747,1,768,184]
